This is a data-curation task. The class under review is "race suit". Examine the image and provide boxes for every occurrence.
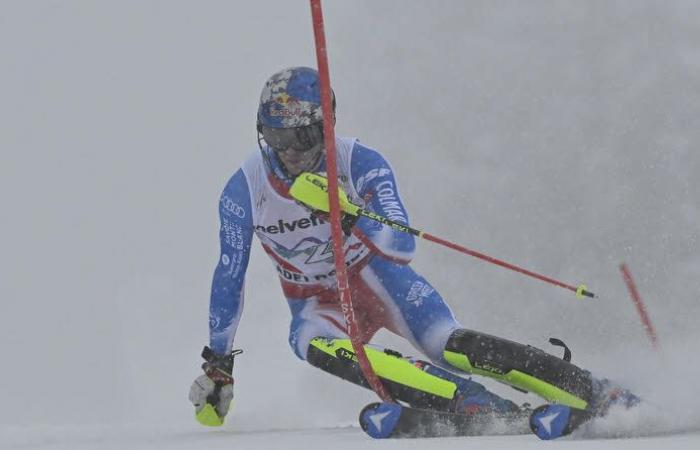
[209,137,462,362]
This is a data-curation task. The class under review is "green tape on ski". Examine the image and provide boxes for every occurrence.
[443,350,588,409]
[310,338,456,399]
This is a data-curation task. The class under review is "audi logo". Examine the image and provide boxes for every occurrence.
[220,196,246,218]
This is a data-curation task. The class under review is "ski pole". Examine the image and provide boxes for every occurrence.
[290,172,596,299]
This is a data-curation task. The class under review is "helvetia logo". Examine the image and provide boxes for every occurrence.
[255,214,326,234]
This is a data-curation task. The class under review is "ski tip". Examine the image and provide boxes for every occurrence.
[359,402,403,439]
[529,404,572,440]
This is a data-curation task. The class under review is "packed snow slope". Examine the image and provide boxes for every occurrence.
[1,1,698,449]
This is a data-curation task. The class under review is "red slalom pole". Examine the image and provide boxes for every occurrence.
[290,174,596,300]
[323,200,596,299]
[620,263,659,350]
[421,232,593,298]
[309,0,393,402]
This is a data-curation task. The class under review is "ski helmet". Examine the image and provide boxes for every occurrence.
[256,67,335,130]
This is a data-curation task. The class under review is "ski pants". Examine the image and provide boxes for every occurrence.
[286,255,463,364]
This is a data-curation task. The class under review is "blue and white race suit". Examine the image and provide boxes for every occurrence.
[209,137,462,363]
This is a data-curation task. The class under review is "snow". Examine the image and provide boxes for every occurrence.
[1,1,699,449]
[2,424,700,450]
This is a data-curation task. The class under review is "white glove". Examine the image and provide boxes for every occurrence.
[189,347,242,426]
[189,374,234,425]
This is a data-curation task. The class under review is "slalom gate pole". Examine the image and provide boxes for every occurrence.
[619,263,660,350]
[309,0,393,402]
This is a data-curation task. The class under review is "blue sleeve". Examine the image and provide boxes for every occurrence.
[350,142,415,263]
[209,169,254,355]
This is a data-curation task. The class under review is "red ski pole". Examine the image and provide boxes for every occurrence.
[420,232,594,298]
[291,172,596,300]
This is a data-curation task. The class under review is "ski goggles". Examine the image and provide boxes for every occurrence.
[261,123,324,153]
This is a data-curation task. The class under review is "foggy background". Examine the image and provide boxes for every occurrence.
[1,0,698,441]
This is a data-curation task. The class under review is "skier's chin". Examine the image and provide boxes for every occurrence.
[281,151,323,176]
[285,165,307,177]
[280,159,308,176]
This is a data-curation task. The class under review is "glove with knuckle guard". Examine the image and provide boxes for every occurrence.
[188,346,243,426]
[309,209,359,236]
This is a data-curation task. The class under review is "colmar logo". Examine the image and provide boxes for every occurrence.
[375,181,407,223]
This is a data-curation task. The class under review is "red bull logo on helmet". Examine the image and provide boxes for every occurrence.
[274,92,297,105]
[268,92,304,117]
[259,67,324,128]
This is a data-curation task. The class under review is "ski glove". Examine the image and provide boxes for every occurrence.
[309,209,359,236]
[189,346,243,426]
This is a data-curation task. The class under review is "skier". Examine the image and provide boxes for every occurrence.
[189,67,637,435]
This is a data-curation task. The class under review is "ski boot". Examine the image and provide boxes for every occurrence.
[449,373,522,415]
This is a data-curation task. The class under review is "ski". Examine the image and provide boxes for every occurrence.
[529,404,595,440]
[359,402,531,439]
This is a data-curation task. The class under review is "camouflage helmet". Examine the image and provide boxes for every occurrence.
[257,67,334,129]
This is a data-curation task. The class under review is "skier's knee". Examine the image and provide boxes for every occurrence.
[288,330,313,360]
[415,320,462,364]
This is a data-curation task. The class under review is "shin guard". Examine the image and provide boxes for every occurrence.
[306,337,457,411]
[443,329,593,409]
